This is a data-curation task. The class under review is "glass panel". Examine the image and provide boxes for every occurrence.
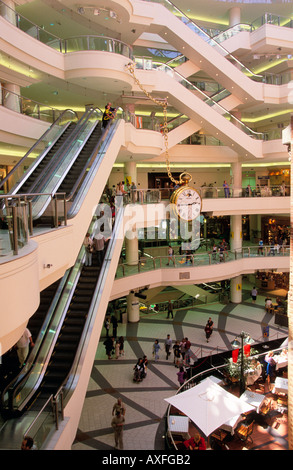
[0,199,29,256]
[31,110,102,219]
[1,109,78,194]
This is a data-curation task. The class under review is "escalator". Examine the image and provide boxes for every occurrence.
[28,251,102,411]
[2,108,104,224]
[15,122,77,195]
[0,278,63,415]
[27,279,61,342]
[56,121,102,199]
[0,208,124,449]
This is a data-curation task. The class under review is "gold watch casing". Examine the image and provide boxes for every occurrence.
[170,185,202,221]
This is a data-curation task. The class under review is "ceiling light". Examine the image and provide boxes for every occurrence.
[109,10,117,19]
[78,7,85,14]
[94,9,100,15]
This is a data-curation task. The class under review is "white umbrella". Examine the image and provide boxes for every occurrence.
[165,377,254,437]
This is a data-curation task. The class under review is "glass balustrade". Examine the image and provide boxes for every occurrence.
[1,186,289,259]
[115,245,290,280]
[0,109,78,194]
[1,87,63,123]
[0,192,67,258]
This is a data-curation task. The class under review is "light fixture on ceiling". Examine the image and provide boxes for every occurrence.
[93,9,100,15]
[109,10,117,19]
[77,7,85,14]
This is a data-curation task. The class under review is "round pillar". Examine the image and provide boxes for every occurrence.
[230,214,242,252]
[125,230,138,265]
[127,291,140,323]
[230,276,242,303]
[0,0,17,24]
[231,161,242,197]
[3,83,21,113]
[229,7,241,27]
[124,161,137,188]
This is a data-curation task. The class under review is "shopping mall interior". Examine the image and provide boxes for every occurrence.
[0,0,292,451]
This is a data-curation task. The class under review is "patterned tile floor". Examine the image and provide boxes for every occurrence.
[72,283,288,451]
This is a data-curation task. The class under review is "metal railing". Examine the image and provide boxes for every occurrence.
[165,342,287,450]
[0,1,133,58]
[116,245,290,279]
[23,386,65,449]
[113,184,290,204]
[0,192,67,256]
[0,86,64,124]
[1,183,290,259]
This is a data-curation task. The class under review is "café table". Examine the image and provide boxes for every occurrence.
[240,390,266,413]
[273,377,288,394]
[168,415,189,433]
[274,355,288,370]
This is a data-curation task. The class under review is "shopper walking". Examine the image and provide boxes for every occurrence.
[251,286,258,303]
[164,334,172,360]
[152,339,161,362]
[173,340,181,367]
[111,410,125,450]
[167,300,174,319]
[177,366,187,387]
[15,328,34,367]
[204,322,212,343]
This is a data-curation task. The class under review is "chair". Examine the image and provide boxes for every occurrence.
[235,420,254,444]
[259,401,272,425]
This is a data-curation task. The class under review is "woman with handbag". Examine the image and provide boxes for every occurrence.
[83,232,93,266]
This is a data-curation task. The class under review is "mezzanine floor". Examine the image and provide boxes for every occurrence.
[72,281,288,451]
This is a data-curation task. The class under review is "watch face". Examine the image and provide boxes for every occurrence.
[176,187,201,221]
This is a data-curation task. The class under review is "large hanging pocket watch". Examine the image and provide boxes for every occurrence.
[170,173,202,221]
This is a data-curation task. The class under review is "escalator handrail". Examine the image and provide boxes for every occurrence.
[66,118,120,218]
[163,0,263,80]
[60,207,125,403]
[0,271,71,411]
[153,61,265,140]
[25,108,103,219]
[4,217,99,412]
[6,265,82,412]
[0,109,78,191]
[18,108,100,197]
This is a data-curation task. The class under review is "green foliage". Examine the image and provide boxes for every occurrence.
[225,348,258,381]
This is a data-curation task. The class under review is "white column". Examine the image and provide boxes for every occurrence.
[3,83,21,113]
[229,7,241,27]
[231,161,242,197]
[127,291,140,323]
[230,214,242,252]
[230,275,242,303]
[125,230,139,265]
[124,161,137,187]
[0,0,17,25]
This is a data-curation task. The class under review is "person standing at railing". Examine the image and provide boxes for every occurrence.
[102,102,116,129]
[212,243,217,261]
[280,181,286,196]
[130,181,137,202]
[166,245,175,266]
[258,238,264,255]
[245,184,252,197]
[223,180,230,198]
